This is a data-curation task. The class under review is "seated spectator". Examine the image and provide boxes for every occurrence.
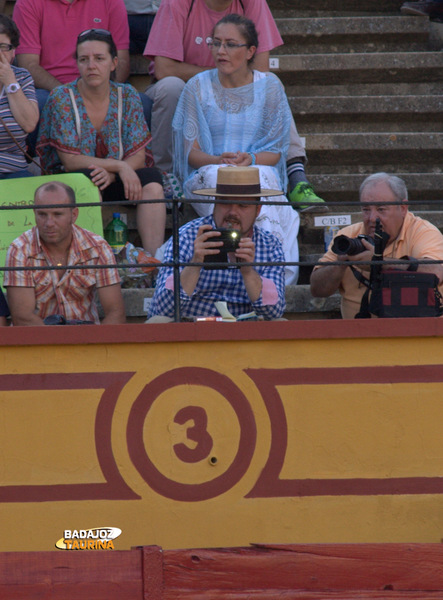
[310,172,443,318]
[4,180,126,326]
[0,288,9,326]
[173,14,299,285]
[144,0,326,211]
[124,0,161,55]
[12,0,152,151]
[36,29,166,257]
[0,14,39,179]
[148,166,286,321]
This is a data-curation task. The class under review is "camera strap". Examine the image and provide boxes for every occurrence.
[353,266,373,319]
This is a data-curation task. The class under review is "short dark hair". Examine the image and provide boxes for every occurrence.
[75,29,118,59]
[0,14,20,48]
[212,14,258,64]
[34,181,77,206]
[75,29,118,80]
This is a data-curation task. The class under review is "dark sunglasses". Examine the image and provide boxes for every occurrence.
[77,28,112,41]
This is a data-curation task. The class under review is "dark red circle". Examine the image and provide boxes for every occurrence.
[127,367,257,501]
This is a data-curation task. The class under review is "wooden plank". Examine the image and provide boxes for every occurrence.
[161,582,443,597]
[163,544,443,596]
[0,550,143,599]
[142,545,164,600]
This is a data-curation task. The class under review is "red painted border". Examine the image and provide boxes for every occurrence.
[0,372,139,502]
[246,365,443,498]
[1,317,443,346]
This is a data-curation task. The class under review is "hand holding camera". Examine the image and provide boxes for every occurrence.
[331,226,390,271]
[202,226,241,268]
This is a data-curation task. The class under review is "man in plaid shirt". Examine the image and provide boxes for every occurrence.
[149,167,286,321]
[4,181,126,326]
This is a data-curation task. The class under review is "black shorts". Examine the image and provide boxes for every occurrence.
[75,167,163,202]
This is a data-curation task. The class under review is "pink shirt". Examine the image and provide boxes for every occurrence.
[144,0,283,76]
[13,0,129,84]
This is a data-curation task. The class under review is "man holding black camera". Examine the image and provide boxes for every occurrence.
[310,172,443,319]
[148,167,286,321]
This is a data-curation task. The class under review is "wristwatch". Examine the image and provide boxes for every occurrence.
[6,83,20,94]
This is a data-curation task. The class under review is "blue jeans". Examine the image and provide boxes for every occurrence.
[128,14,156,55]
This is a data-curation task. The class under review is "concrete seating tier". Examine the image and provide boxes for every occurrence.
[120,285,341,322]
[267,0,443,207]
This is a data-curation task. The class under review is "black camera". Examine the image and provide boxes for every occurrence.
[204,227,241,267]
[331,234,375,256]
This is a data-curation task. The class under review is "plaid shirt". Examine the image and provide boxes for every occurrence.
[4,225,120,324]
[149,215,286,320]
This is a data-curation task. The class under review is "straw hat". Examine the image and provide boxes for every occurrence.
[192,166,283,198]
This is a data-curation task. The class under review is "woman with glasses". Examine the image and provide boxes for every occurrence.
[0,14,38,179]
[172,14,300,285]
[36,29,165,257]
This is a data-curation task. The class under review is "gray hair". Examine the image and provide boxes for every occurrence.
[359,172,408,203]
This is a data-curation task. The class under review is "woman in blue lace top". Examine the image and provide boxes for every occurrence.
[172,14,300,285]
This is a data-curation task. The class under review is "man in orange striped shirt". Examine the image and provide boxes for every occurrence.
[4,181,126,326]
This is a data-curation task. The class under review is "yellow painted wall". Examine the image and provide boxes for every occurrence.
[1,322,443,551]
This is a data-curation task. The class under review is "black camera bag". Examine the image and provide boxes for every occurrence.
[353,267,443,319]
[361,270,443,318]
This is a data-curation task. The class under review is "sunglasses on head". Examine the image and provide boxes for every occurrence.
[77,28,112,41]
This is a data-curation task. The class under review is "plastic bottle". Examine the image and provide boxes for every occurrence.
[104,213,128,255]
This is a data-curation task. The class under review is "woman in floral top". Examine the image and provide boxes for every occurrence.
[37,29,165,256]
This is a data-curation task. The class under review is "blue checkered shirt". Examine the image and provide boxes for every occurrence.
[149,215,286,320]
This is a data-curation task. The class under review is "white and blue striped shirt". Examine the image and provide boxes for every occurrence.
[0,66,37,173]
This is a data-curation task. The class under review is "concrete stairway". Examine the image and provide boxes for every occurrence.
[268,0,443,215]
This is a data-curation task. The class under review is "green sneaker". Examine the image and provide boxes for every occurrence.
[289,182,329,213]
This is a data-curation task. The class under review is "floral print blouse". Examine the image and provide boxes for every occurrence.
[36,79,151,172]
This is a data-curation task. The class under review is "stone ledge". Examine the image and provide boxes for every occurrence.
[120,285,341,320]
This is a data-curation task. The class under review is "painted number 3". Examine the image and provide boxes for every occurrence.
[173,406,213,463]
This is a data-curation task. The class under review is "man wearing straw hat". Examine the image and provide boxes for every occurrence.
[148,167,286,321]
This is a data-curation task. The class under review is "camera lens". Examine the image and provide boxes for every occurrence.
[331,235,367,256]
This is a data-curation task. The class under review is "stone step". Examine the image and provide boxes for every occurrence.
[286,80,443,97]
[119,285,341,321]
[268,0,403,17]
[306,173,443,205]
[291,95,443,133]
[274,16,431,54]
[304,132,443,168]
[272,52,443,86]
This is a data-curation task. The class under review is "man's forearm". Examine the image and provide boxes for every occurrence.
[310,263,347,297]
[16,55,61,91]
[101,310,126,324]
[11,313,45,326]
[241,267,263,304]
[180,265,201,297]
[116,50,130,83]
[154,56,207,82]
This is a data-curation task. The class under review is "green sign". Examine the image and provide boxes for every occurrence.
[0,173,103,287]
